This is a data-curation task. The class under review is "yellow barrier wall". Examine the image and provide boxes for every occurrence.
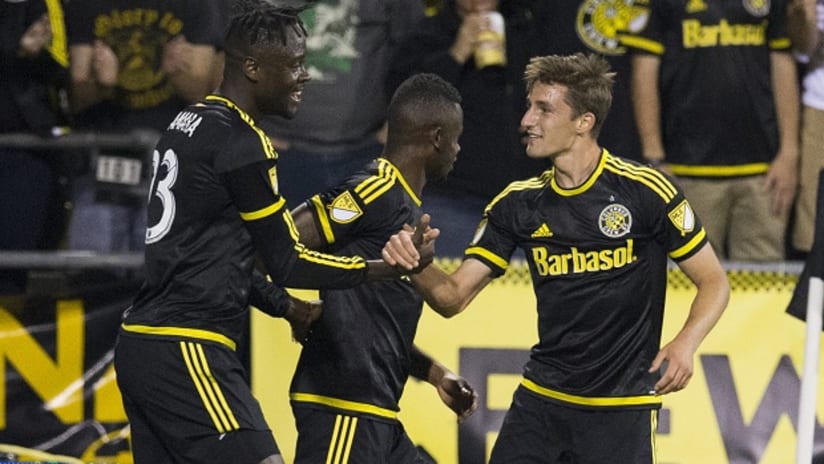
[252,266,822,463]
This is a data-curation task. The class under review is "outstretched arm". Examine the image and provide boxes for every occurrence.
[409,345,478,421]
[411,259,493,318]
[652,244,729,395]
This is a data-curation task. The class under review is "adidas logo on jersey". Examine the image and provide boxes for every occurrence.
[531,223,554,238]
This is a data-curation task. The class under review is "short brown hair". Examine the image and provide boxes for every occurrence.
[524,53,615,137]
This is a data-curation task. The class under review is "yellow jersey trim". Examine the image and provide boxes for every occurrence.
[180,341,239,433]
[121,323,236,351]
[668,163,770,177]
[311,194,336,245]
[45,0,68,67]
[290,392,399,420]
[521,378,662,407]
[465,247,509,270]
[240,197,286,221]
[669,228,707,259]
[205,95,277,160]
[550,150,607,196]
[621,35,664,55]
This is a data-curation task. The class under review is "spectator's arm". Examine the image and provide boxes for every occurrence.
[68,42,116,113]
[162,36,223,103]
[630,53,667,166]
[788,0,820,56]
[764,51,800,215]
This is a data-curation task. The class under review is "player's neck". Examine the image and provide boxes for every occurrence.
[384,151,425,197]
[552,143,602,189]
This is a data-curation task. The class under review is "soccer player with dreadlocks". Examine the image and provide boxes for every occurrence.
[113,3,433,462]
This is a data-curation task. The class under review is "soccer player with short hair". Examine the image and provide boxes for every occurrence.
[288,73,477,463]
[384,53,730,463]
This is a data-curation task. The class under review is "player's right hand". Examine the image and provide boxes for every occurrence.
[285,297,322,344]
[382,214,440,272]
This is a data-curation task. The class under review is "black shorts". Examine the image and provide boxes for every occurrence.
[489,386,658,464]
[114,331,279,463]
[292,404,427,464]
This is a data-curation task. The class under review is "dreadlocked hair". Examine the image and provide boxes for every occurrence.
[226,0,308,47]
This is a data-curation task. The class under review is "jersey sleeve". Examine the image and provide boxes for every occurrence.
[464,196,519,277]
[649,173,709,262]
[248,269,291,318]
[222,158,368,290]
[305,174,415,257]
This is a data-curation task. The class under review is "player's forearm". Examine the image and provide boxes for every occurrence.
[411,265,471,317]
[409,345,445,385]
[675,257,729,352]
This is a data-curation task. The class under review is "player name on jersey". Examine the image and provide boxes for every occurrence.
[167,111,203,137]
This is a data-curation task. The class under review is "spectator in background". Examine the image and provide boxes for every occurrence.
[259,0,424,208]
[626,0,799,261]
[0,0,70,295]
[64,0,227,253]
[788,0,824,256]
[388,0,644,255]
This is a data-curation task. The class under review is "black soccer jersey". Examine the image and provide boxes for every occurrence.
[289,158,424,422]
[467,150,707,409]
[123,95,368,348]
[623,0,791,177]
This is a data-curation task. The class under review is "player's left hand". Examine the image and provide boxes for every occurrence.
[436,372,478,421]
[284,297,322,344]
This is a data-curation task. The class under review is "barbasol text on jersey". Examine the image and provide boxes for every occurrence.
[682,19,766,48]
[531,239,636,276]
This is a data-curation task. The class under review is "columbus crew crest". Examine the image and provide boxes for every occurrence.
[599,203,632,237]
[329,191,362,224]
[576,0,649,55]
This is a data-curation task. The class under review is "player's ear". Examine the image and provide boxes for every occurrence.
[243,56,260,82]
[430,126,443,151]
[576,112,595,133]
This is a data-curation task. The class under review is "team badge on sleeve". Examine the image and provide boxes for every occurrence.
[268,166,279,196]
[668,200,696,236]
[330,191,363,223]
[599,203,632,238]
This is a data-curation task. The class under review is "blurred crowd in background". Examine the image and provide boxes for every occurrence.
[1,0,822,295]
